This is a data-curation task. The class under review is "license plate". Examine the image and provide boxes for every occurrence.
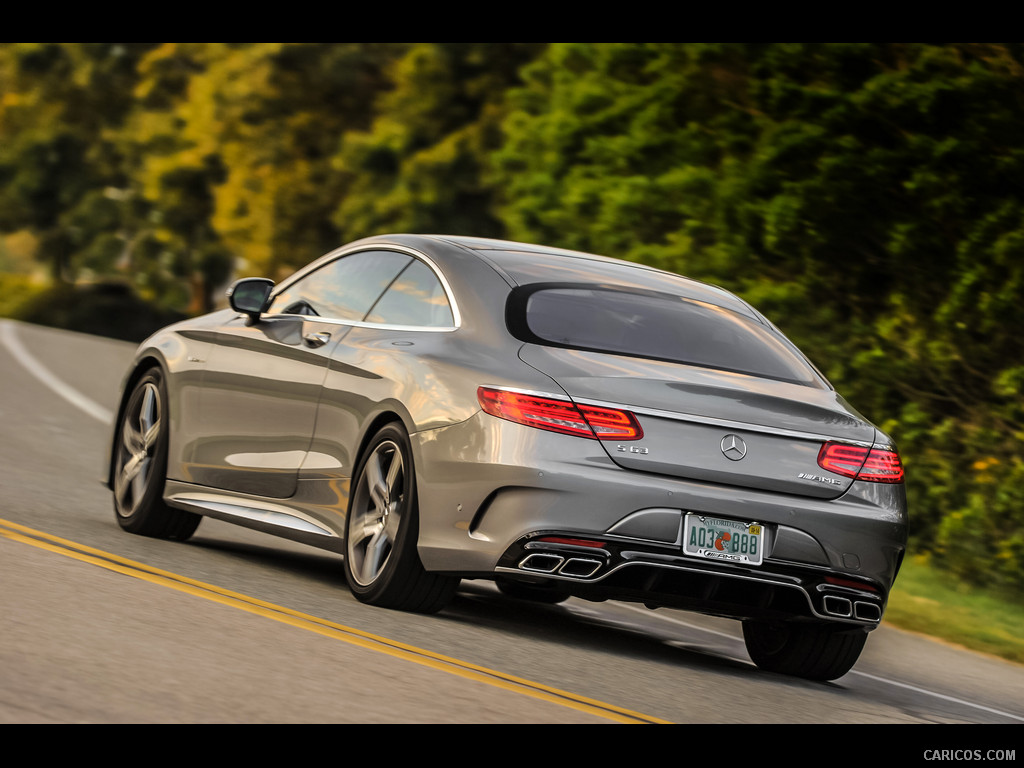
[683,514,764,566]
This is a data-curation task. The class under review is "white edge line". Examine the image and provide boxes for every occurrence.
[850,670,1024,723]
[615,602,1024,722]
[0,320,112,424]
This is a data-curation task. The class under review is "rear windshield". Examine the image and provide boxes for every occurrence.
[510,286,824,387]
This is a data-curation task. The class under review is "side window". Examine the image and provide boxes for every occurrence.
[270,250,412,320]
[365,259,454,328]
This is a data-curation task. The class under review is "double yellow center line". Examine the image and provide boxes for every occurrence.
[0,517,669,724]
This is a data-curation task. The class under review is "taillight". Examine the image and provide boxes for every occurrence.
[817,441,904,484]
[477,387,643,440]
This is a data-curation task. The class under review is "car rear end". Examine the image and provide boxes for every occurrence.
[455,246,907,632]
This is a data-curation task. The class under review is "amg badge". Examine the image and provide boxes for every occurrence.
[798,472,843,486]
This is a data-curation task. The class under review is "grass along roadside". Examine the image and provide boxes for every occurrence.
[883,555,1024,665]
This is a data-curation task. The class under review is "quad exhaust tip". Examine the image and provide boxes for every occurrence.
[823,594,881,622]
[823,595,853,617]
[559,558,602,578]
[854,601,882,622]
[519,553,564,573]
[518,554,603,579]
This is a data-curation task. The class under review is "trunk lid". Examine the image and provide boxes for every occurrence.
[520,345,875,500]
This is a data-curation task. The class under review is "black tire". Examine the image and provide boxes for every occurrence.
[343,423,458,613]
[742,619,868,681]
[112,368,200,540]
[495,577,570,604]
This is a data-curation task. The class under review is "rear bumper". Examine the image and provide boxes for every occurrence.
[412,413,908,625]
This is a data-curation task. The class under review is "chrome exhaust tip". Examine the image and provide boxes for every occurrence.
[519,553,564,573]
[823,595,853,617]
[854,601,882,622]
[559,558,602,578]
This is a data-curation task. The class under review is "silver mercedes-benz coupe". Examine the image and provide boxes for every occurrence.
[107,233,907,680]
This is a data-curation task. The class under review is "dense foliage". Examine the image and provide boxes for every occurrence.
[1,43,1021,592]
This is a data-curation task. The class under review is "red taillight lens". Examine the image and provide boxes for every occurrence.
[576,403,643,440]
[817,441,904,484]
[477,387,643,440]
[817,442,869,477]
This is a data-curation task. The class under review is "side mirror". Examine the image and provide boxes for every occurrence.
[227,277,275,324]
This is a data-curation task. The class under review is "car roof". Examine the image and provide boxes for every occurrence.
[422,235,758,319]
[290,234,761,323]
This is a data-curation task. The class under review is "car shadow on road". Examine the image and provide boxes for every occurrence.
[443,580,755,678]
[186,529,348,585]
[179,524,835,689]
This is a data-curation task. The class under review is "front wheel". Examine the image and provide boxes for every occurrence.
[343,423,457,613]
[742,619,868,681]
[112,368,200,540]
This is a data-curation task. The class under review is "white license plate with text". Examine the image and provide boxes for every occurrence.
[683,514,764,566]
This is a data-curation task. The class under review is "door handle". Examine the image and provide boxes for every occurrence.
[303,331,331,348]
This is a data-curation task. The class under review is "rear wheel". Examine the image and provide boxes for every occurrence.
[113,368,200,540]
[343,423,458,613]
[742,619,868,681]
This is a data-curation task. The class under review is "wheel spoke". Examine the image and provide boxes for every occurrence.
[359,526,390,583]
[385,451,402,495]
[381,501,402,540]
[114,468,132,508]
[366,451,388,513]
[351,515,382,548]
[119,453,143,486]
[131,459,149,502]
[122,416,142,455]
[115,452,143,512]
[140,385,158,430]
[140,385,161,446]
[142,420,160,452]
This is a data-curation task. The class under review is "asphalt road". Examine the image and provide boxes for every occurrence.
[1,319,1023,731]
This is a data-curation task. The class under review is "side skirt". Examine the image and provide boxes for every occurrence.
[164,480,347,554]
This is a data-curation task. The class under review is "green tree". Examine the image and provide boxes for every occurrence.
[494,43,752,272]
[331,43,544,241]
[0,43,160,283]
[124,42,404,290]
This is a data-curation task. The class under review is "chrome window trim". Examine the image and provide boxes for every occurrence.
[267,243,462,331]
[246,314,459,334]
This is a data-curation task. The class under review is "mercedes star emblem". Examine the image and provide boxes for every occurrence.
[721,434,747,461]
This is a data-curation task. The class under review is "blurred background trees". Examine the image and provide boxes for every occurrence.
[1,42,1021,592]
